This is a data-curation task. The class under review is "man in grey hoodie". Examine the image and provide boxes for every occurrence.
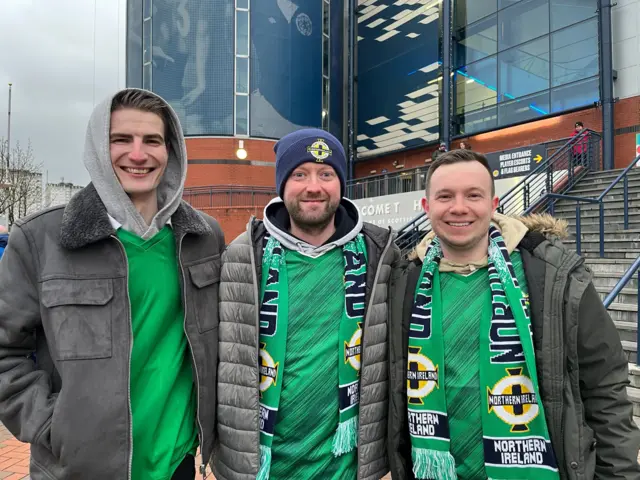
[0,89,224,480]
[215,128,400,480]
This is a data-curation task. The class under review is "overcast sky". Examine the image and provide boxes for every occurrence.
[0,0,126,186]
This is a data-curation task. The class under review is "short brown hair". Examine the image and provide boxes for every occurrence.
[425,149,495,195]
[110,89,170,139]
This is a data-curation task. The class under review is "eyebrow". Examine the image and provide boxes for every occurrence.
[109,133,165,142]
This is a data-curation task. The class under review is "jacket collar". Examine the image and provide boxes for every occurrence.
[60,183,211,250]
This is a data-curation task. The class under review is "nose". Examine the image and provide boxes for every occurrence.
[128,138,147,162]
[449,196,469,214]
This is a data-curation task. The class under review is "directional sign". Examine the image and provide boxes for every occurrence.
[485,144,547,180]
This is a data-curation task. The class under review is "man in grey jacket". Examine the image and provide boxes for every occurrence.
[388,149,640,479]
[215,128,400,480]
[0,89,224,480]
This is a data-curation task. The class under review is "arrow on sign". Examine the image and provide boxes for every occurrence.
[534,154,543,163]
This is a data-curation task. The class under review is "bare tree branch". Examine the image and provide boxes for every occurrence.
[0,138,43,225]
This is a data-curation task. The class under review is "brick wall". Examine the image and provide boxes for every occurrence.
[185,137,277,188]
[356,95,640,177]
[200,206,266,243]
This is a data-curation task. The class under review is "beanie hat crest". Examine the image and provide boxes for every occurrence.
[274,128,347,198]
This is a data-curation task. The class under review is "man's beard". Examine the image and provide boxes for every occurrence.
[286,195,340,233]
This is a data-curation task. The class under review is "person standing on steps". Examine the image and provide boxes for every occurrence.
[387,148,640,479]
[0,89,224,480]
[214,128,401,480]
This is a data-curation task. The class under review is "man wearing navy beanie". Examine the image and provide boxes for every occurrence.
[215,127,401,480]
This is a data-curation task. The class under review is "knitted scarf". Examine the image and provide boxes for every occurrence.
[257,234,367,480]
[407,226,559,479]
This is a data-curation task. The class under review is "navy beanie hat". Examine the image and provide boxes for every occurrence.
[274,128,347,198]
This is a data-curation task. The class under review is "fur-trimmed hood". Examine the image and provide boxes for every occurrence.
[408,213,568,273]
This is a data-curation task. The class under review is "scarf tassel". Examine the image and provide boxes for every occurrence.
[412,447,457,480]
[331,416,358,457]
[257,445,272,480]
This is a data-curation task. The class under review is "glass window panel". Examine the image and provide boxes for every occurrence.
[322,110,329,130]
[499,37,549,100]
[150,0,234,136]
[498,90,550,126]
[551,0,597,31]
[236,56,249,94]
[323,34,329,77]
[237,0,249,9]
[236,10,249,56]
[323,1,329,34]
[235,95,249,135]
[143,63,152,90]
[455,0,497,29]
[454,14,497,67]
[143,0,151,19]
[499,0,524,9]
[455,56,498,115]
[498,0,549,51]
[550,77,599,113]
[126,0,143,88]
[458,105,498,135]
[551,18,598,87]
[323,76,329,111]
[143,18,152,64]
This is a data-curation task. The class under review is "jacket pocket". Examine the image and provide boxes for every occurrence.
[188,258,221,333]
[41,278,114,361]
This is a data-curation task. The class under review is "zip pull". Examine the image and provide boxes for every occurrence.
[200,463,207,479]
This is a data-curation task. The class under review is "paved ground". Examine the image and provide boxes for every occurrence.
[0,424,30,480]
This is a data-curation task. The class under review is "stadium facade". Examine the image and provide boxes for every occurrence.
[126,0,640,236]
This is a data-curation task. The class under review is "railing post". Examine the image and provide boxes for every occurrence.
[549,200,555,216]
[637,269,639,367]
[576,203,581,255]
[599,202,605,258]
[524,184,530,210]
[624,175,629,230]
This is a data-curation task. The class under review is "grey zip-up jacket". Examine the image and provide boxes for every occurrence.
[214,198,401,480]
[388,214,640,479]
[0,89,225,479]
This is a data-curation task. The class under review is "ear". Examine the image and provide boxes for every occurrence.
[491,195,499,212]
[421,196,430,216]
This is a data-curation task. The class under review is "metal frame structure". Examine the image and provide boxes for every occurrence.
[347,0,615,171]
[234,0,251,137]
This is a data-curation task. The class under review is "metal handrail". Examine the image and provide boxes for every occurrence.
[535,155,640,257]
[604,255,640,307]
[603,255,640,366]
[394,130,601,256]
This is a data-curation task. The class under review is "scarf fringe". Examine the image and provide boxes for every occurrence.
[256,445,272,480]
[331,416,358,456]
[412,447,457,480]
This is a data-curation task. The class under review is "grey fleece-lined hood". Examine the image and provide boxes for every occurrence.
[262,196,363,257]
[83,88,187,239]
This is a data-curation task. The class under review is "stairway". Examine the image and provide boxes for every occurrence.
[550,167,640,425]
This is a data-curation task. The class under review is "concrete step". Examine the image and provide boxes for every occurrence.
[565,221,640,233]
[580,249,640,260]
[608,303,639,323]
[598,286,637,306]
[558,185,640,198]
[616,321,637,343]
[623,340,637,364]
[581,168,640,183]
[564,239,640,250]
[554,200,640,215]
[562,212,640,223]
[570,178,640,193]
[583,258,637,268]
[577,230,640,242]
[592,271,638,289]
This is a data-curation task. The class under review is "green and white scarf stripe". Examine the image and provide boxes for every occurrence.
[407,226,559,480]
[257,234,368,480]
